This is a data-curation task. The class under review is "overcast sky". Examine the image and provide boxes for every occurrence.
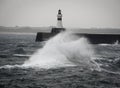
[0,0,120,28]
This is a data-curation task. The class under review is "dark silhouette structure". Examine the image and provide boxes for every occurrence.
[76,33,120,44]
[36,10,120,44]
[36,9,65,41]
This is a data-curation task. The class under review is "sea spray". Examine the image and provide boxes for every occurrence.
[23,31,101,71]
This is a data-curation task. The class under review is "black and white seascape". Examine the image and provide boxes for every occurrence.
[0,0,120,88]
[0,32,120,88]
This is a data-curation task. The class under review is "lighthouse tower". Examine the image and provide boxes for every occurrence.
[57,9,63,28]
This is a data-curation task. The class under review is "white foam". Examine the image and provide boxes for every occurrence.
[0,64,24,69]
[13,54,31,57]
[22,31,101,71]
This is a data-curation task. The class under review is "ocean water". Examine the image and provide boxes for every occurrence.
[0,32,120,88]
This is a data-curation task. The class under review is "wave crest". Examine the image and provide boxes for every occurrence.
[23,32,100,71]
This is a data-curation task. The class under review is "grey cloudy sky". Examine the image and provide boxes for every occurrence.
[0,0,120,28]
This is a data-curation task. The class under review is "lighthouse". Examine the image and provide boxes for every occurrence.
[36,9,65,41]
[57,9,63,28]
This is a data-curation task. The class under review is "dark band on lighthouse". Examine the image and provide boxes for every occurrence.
[57,17,62,20]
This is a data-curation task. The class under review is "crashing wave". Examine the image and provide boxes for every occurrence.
[22,31,101,71]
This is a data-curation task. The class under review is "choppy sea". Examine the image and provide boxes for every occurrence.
[0,33,120,88]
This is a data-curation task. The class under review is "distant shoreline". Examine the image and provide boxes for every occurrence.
[0,26,120,34]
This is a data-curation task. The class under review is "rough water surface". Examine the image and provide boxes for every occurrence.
[0,33,120,88]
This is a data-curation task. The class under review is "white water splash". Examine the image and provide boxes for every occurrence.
[0,65,24,69]
[0,31,101,71]
[22,31,101,71]
[98,40,119,46]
